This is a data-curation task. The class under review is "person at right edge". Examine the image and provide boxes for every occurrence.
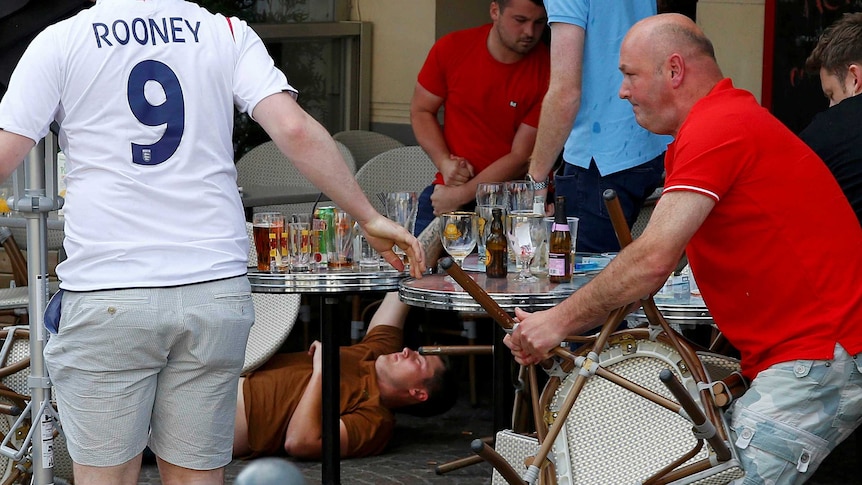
[525,0,671,252]
[799,12,862,227]
[506,13,862,483]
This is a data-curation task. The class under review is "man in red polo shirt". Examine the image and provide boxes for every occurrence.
[506,13,862,483]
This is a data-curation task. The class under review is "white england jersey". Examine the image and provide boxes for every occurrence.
[0,0,295,290]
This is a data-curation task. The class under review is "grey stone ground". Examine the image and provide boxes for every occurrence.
[137,394,858,485]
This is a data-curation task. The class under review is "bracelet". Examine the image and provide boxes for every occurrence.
[526,173,550,191]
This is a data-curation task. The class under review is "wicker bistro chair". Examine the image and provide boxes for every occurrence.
[0,225,64,326]
[236,140,356,217]
[0,325,74,485]
[354,146,438,215]
[243,222,301,374]
[332,130,404,172]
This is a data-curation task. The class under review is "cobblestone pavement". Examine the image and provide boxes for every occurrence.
[137,395,858,485]
[138,400,495,484]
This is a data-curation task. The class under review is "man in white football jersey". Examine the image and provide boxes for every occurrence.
[0,1,425,484]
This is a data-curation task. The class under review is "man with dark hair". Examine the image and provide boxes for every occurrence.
[507,13,862,483]
[799,12,862,225]
[234,293,455,460]
[410,0,549,234]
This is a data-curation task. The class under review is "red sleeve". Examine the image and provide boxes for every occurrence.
[416,33,455,98]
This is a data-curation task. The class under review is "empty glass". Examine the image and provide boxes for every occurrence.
[506,213,544,282]
[288,214,312,272]
[475,182,506,207]
[382,192,418,256]
[355,225,380,269]
[328,209,355,269]
[505,180,535,214]
[440,211,477,283]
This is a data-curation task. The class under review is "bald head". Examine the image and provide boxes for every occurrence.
[618,14,723,137]
[625,13,716,65]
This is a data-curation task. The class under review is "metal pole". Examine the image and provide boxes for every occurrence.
[15,134,62,485]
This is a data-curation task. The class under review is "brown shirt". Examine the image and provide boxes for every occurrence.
[242,326,401,458]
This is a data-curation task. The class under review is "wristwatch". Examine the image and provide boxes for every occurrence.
[526,173,550,191]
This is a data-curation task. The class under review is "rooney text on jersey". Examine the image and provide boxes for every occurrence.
[92,17,202,48]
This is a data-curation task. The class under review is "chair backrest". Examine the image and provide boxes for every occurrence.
[245,222,257,267]
[335,140,357,174]
[631,187,662,239]
[355,146,437,214]
[332,130,404,171]
[237,140,355,216]
[235,141,316,189]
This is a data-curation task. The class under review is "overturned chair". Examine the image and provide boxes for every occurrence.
[444,190,746,485]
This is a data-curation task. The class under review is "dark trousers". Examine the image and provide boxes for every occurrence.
[554,154,665,253]
[413,184,476,236]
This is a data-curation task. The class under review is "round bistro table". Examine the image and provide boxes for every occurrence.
[248,266,408,485]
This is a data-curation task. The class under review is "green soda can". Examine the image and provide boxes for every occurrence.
[314,206,335,268]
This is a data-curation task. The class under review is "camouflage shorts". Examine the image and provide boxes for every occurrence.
[727,343,862,485]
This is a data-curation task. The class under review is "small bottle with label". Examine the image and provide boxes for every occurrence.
[548,196,572,283]
[485,208,508,278]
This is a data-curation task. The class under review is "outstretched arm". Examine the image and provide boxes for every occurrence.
[253,92,425,277]
[366,292,412,334]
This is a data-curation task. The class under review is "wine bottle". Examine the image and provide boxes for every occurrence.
[548,196,572,283]
[485,208,508,278]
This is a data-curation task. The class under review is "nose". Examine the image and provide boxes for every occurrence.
[618,82,629,100]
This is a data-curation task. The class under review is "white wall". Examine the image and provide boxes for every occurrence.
[698,0,766,102]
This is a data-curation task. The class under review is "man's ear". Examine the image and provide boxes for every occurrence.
[490,1,500,22]
[848,63,862,96]
[409,387,429,402]
[668,54,684,89]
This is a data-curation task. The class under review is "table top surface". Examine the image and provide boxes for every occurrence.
[248,264,408,293]
[399,270,596,312]
[399,254,712,319]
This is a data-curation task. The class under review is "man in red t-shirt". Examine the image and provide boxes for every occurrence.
[410,0,550,234]
[505,13,862,483]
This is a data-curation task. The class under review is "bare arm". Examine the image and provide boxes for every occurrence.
[410,83,474,185]
[366,292,411,333]
[505,191,715,365]
[253,92,425,277]
[429,122,537,214]
[528,23,585,188]
[0,131,36,182]
[283,340,350,459]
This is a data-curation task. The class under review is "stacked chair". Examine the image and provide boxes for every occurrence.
[442,191,746,485]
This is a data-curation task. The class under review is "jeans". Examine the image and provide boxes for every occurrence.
[553,154,665,253]
[414,183,476,236]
